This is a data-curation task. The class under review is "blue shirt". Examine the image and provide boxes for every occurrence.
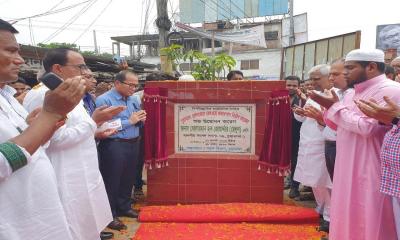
[95,88,142,139]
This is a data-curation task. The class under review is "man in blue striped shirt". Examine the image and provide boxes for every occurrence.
[96,70,146,230]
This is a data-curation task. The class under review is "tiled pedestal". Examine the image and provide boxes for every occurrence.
[146,80,285,205]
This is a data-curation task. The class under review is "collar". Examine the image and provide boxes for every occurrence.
[110,88,126,101]
[354,74,386,93]
[1,85,17,96]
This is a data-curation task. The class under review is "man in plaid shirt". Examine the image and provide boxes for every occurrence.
[356,95,400,239]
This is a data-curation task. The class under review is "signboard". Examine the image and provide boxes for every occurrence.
[179,0,289,24]
[376,24,400,52]
[175,104,256,154]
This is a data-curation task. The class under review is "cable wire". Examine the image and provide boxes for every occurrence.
[72,0,113,43]
[41,0,98,43]
[9,0,92,22]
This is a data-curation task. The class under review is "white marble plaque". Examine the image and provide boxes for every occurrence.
[175,104,256,154]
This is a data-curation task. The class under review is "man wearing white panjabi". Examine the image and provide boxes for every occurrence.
[0,19,87,240]
[23,48,118,240]
[292,64,333,232]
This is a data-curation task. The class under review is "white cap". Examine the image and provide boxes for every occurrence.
[345,49,385,63]
[178,75,195,81]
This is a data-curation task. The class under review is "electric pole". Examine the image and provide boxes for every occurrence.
[156,0,172,73]
[156,0,169,49]
[93,30,98,54]
[289,0,295,46]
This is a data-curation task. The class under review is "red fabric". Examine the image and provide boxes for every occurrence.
[258,90,292,175]
[143,87,168,169]
[138,203,319,224]
[133,223,324,240]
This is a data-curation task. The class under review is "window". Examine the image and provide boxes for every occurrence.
[265,31,279,40]
[240,59,259,70]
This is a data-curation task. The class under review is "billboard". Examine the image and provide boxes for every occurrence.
[376,24,400,52]
[180,0,289,23]
[281,13,308,47]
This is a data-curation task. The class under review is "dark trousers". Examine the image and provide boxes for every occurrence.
[290,154,300,189]
[324,141,336,181]
[98,139,139,217]
[134,136,145,190]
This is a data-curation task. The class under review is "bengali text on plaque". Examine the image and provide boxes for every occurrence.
[175,104,255,154]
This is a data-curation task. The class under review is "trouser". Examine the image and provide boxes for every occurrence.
[98,139,139,217]
[290,150,300,190]
[312,186,331,222]
[393,197,400,240]
[134,136,145,190]
[324,141,336,181]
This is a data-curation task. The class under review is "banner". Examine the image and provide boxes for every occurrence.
[176,22,267,48]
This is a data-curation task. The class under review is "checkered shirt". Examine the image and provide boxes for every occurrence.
[380,123,400,198]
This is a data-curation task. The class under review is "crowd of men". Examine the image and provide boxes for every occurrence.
[286,51,400,239]
[1,16,400,240]
[0,19,147,240]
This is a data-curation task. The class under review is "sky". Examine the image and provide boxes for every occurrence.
[1,0,399,56]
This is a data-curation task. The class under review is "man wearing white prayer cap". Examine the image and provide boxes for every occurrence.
[309,49,400,239]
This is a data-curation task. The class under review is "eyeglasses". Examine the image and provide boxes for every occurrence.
[120,82,139,88]
[62,64,89,71]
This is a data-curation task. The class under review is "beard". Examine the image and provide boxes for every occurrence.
[347,71,367,88]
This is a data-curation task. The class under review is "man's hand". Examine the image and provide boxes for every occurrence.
[292,105,306,117]
[92,105,126,126]
[43,77,86,119]
[304,105,325,126]
[129,110,147,125]
[15,91,28,104]
[296,88,307,102]
[95,128,118,139]
[355,96,400,125]
[26,107,42,125]
[308,89,339,109]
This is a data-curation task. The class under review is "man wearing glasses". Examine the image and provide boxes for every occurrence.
[95,70,146,230]
[23,48,124,240]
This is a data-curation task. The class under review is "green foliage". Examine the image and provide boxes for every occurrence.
[162,44,237,80]
[81,51,113,59]
[37,42,79,50]
[38,42,114,59]
[160,44,183,69]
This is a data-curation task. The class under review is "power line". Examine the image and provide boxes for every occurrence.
[228,0,253,23]
[47,0,66,13]
[9,0,92,22]
[41,0,98,43]
[198,0,230,21]
[28,18,40,60]
[72,0,113,43]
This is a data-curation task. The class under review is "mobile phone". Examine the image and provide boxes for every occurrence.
[40,72,63,90]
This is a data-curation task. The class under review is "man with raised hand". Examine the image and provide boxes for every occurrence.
[0,19,86,240]
[310,49,399,239]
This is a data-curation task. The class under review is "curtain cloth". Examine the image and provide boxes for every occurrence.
[143,87,168,169]
[258,90,292,176]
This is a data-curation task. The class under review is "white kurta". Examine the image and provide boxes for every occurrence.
[0,86,72,240]
[24,85,112,240]
[294,98,332,188]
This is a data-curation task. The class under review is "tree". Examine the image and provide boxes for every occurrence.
[37,42,79,50]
